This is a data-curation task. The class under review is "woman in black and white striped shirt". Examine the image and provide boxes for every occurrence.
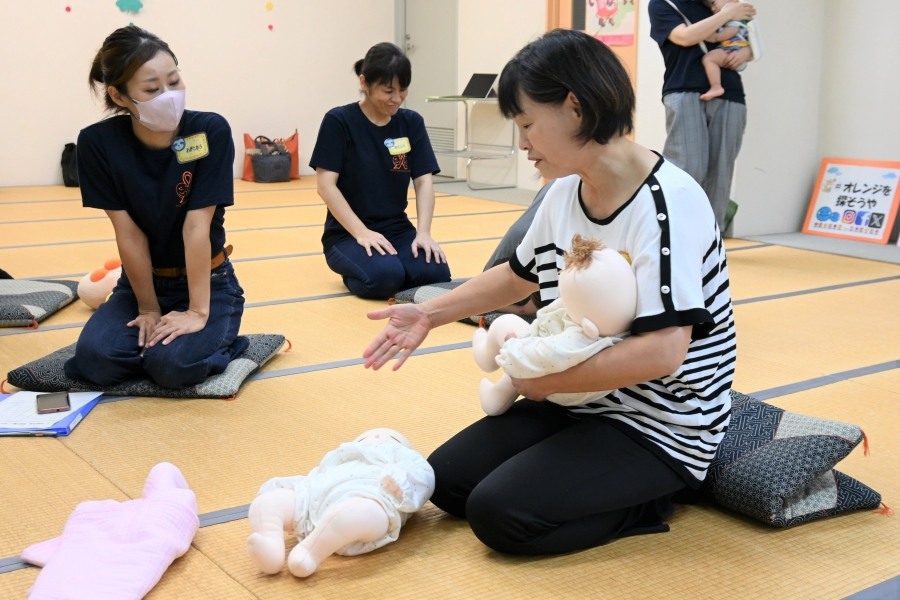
[363,29,735,556]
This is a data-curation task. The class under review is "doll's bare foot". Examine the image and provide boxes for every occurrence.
[479,374,519,416]
[700,86,725,101]
[247,533,287,574]
[247,488,296,574]
[287,499,390,578]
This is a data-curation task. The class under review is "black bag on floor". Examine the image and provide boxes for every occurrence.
[250,136,291,183]
[61,143,79,187]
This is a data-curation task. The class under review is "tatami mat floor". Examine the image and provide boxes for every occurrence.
[1,180,897,599]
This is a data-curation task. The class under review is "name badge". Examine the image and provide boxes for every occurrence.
[172,133,210,164]
[383,137,411,155]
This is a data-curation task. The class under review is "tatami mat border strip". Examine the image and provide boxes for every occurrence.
[0,186,325,206]
[0,209,522,250]
[0,190,458,207]
[727,242,773,252]
[0,207,522,229]
[5,270,896,339]
[18,236,505,281]
[3,356,898,578]
[0,291,356,337]
[843,575,900,600]
[0,203,321,225]
[750,359,900,400]
[16,236,773,281]
[732,275,900,305]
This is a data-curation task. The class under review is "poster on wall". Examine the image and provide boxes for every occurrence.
[584,0,636,46]
[802,158,900,244]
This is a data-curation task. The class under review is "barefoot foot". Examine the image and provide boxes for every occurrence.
[247,532,287,574]
[700,86,725,101]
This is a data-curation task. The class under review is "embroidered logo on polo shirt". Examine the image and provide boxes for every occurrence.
[392,154,409,171]
[176,171,193,206]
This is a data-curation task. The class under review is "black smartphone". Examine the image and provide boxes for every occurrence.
[36,392,71,415]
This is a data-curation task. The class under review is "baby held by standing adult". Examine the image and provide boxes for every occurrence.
[700,0,756,101]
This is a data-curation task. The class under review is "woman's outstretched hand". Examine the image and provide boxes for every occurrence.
[363,304,434,371]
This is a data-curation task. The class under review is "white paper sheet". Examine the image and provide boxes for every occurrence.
[0,392,102,429]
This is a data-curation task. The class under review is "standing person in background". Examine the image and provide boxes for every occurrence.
[311,43,451,299]
[648,0,756,231]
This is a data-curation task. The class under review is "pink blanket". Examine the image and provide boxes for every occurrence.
[22,462,199,600]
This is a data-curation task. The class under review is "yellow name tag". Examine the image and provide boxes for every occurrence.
[173,133,210,164]
[384,137,411,155]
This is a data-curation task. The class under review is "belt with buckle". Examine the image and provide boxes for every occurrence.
[152,244,233,278]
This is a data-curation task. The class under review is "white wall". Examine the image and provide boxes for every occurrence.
[0,0,394,186]
[730,0,826,236]
[816,0,900,163]
[634,3,668,153]
[457,0,546,190]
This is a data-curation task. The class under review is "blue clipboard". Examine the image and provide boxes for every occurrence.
[0,392,103,437]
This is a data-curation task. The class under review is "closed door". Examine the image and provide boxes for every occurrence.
[402,0,459,178]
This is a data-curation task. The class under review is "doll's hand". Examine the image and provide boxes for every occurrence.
[127,310,161,348]
[509,373,558,402]
[356,229,397,257]
[146,310,208,347]
[411,232,446,264]
[364,304,434,371]
[383,476,403,501]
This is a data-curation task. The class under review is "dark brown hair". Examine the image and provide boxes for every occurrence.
[498,29,634,145]
[353,42,411,89]
[89,26,178,112]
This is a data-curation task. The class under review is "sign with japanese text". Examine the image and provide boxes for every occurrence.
[802,158,900,244]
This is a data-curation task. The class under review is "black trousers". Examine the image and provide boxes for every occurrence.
[427,400,686,556]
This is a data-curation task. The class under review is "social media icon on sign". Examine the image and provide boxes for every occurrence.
[855,212,870,226]
[816,207,832,221]
[869,213,885,229]
[842,210,856,224]
[830,211,840,222]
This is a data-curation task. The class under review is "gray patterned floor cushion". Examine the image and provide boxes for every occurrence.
[0,280,78,327]
[393,280,534,328]
[698,390,883,527]
[6,334,285,399]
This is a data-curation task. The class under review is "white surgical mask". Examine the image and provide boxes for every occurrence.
[130,89,186,132]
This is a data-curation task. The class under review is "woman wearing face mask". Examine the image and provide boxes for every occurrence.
[310,42,451,299]
[63,26,246,390]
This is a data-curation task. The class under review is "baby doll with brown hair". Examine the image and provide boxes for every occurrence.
[472,235,637,415]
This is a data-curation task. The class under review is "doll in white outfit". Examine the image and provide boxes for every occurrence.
[472,235,637,415]
[247,428,435,577]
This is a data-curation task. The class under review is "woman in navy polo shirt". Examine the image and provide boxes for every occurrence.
[64,26,247,390]
[310,43,452,299]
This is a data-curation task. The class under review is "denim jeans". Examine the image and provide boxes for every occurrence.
[324,228,452,299]
[64,260,247,389]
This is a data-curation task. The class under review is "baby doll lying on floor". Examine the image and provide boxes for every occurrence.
[473,234,637,415]
[247,428,435,577]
